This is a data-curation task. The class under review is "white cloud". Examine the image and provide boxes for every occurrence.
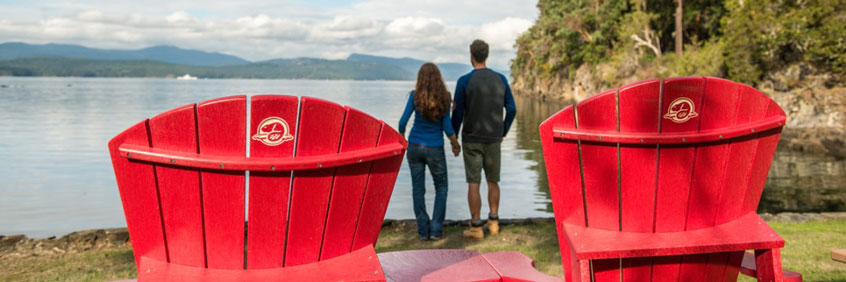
[166,11,197,24]
[480,17,534,51]
[0,1,538,70]
[309,16,382,41]
[352,0,537,24]
[385,17,444,36]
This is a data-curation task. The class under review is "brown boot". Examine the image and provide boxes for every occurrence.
[463,226,484,239]
[486,213,500,235]
[486,219,499,235]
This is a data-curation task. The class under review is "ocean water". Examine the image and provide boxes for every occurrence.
[0,77,843,238]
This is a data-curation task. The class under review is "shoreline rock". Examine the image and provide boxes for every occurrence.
[0,228,129,259]
[4,212,843,259]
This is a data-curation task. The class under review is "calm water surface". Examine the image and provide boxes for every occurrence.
[1,77,843,238]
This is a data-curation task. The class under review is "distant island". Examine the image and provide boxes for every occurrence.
[0,42,507,80]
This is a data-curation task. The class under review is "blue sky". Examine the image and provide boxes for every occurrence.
[0,0,539,68]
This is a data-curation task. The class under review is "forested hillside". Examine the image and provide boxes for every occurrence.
[510,0,845,157]
[511,0,844,100]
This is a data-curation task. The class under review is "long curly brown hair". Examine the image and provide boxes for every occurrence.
[414,63,451,121]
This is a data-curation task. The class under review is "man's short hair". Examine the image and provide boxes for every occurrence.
[470,39,489,63]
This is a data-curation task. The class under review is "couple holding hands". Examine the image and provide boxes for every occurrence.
[398,39,517,241]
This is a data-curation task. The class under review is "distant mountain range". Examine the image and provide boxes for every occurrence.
[347,53,474,80]
[0,42,249,66]
[0,42,508,80]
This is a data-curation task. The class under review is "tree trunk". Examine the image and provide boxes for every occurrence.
[675,0,683,56]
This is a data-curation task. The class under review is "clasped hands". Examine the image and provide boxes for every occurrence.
[450,140,461,157]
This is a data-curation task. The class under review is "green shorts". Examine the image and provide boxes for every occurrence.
[462,141,501,183]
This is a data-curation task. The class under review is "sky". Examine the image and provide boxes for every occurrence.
[0,0,539,69]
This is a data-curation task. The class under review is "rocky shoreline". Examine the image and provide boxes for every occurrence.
[0,228,129,259]
[3,212,844,259]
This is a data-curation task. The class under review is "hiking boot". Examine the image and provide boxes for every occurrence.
[486,213,500,235]
[486,219,499,235]
[463,226,484,239]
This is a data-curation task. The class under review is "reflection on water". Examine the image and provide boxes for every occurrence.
[513,94,846,215]
[512,95,561,214]
[0,77,842,238]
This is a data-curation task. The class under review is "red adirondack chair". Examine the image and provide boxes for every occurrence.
[108,95,406,281]
[539,77,802,282]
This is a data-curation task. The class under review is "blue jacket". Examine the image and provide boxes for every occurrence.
[398,91,456,147]
[451,68,516,143]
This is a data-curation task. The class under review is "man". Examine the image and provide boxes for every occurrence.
[451,39,516,239]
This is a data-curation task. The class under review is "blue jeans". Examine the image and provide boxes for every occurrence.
[406,144,448,239]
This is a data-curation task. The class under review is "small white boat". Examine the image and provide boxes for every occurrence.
[176,74,198,80]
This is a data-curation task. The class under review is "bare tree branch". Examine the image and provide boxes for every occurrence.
[631,29,662,57]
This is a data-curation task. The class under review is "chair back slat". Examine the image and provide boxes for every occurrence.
[539,106,584,282]
[713,85,770,226]
[576,90,620,232]
[351,125,405,251]
[149,104,205,267]
[197,96,247,269]
[574,90,622,282]
[285,97,347,267]
[741,101,785,214]
[246,95,299,269]
[654,77,704,234]
[677,78,740,282]
[320,108,383,260]
[618,79,661,281]
[685,78,738,230]
[108,121,167,270]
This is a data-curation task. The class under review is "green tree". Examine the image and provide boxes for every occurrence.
[722,0,845,84]
[512,0,629,82]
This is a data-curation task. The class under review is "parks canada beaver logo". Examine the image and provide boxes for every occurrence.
[252,117,294,146]
[663,97,699,123]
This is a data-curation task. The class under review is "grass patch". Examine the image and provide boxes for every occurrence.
[739,219,846,282]
[0,246,136,281]
[2,219,844,281]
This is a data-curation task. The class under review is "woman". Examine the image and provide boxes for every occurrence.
[398,63,461,241]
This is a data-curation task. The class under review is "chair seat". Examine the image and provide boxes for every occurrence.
[562,212,784,260]
[377,249,561,282]
[137,245,385,282]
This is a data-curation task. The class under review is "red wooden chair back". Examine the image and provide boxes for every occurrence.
[539,77,787,282]
[108,95,406,273]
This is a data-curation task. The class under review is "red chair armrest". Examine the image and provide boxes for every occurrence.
[138,245,385,282]
[120,143,405,172]
[553,115,785,144]
[562,213,784,260]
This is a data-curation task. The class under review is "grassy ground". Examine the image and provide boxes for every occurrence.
[2,219,844,281]
[0,247,136,281]
[751,220,846,282]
